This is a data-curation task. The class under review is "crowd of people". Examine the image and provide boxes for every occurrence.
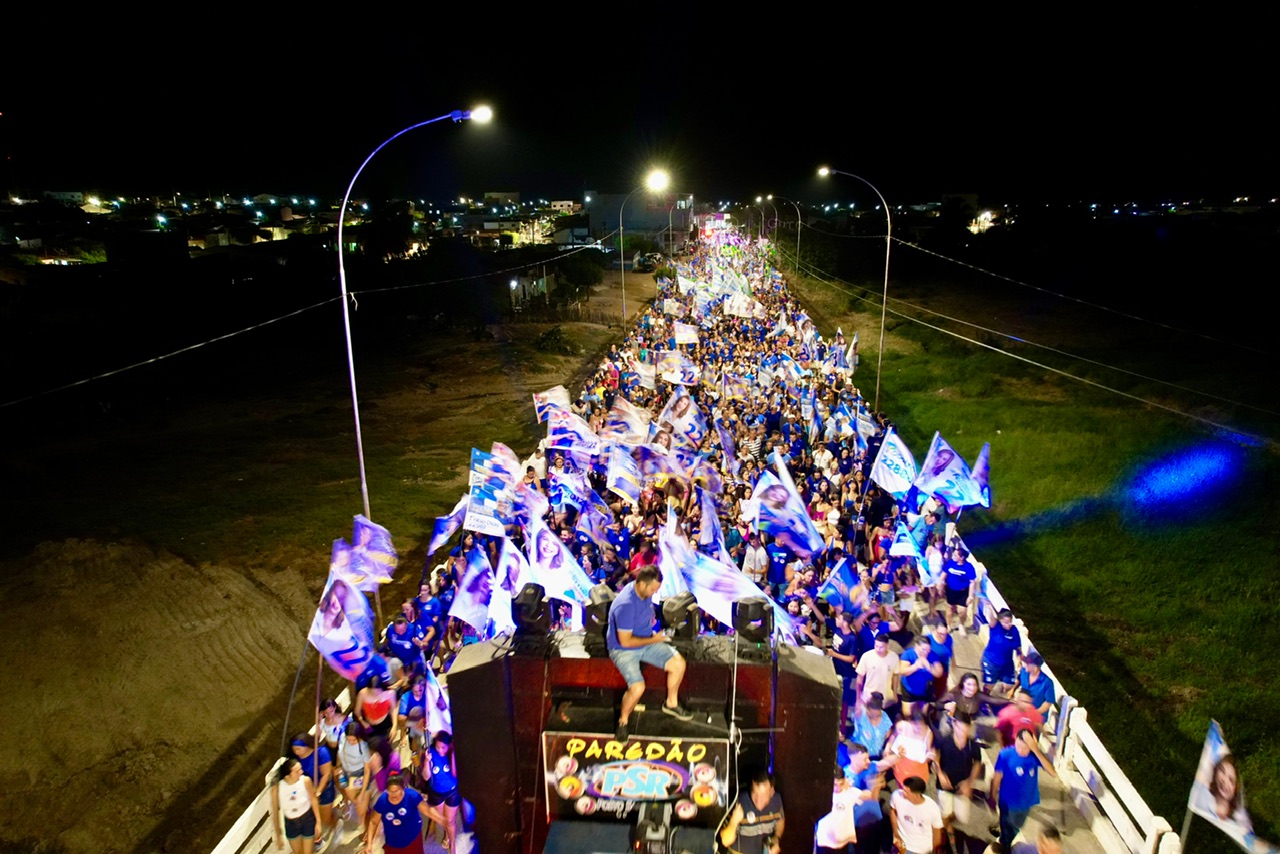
[279,231,1065,853]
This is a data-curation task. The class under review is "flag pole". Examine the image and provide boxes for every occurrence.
[1179,808,1193,852]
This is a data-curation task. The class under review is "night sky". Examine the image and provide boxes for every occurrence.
[3,24,1272,206]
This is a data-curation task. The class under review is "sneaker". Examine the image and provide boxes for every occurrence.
[615,721,629,741]
[662,703,694,721]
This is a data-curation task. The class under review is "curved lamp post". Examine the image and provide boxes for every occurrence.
[337,106,492,519]
[619,168,670,321]
[818,166,891,411]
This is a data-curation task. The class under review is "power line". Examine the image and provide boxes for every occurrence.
[782,251,1272,445]
[858,275,1280,418]
[0,235,623,410]
[791,222,1267,356]
[891,238,1268,356]
[0,296,341,410]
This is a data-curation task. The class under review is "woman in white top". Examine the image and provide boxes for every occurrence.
[317,699,348,753]
[271,759,321,853]
[336,723,374,825]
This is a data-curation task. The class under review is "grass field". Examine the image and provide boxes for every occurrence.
[4,238,1276,851]
[785,241,1280,852]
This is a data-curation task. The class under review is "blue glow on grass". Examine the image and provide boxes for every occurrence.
[1125,442,1245,511]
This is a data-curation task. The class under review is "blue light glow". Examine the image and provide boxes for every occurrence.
[1125,442,1245,511]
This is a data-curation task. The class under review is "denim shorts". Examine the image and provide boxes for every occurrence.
[609,643,677,686]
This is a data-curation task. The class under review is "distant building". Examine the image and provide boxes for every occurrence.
[553,214,591,248]
[584,192,694,239]
[484,191,520,205]
[550,200,576,213]
[42,190,84,204]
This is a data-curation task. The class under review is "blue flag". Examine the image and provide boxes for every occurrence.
[449,546,494,635]
[427,494,469,556]
[351,515,398,586]
[816,557,859,612]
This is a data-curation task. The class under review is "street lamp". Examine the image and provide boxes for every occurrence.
[619,168,670,321]
[818,166,892,412]
[337,106,492,520]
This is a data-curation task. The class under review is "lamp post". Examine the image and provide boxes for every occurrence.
[619,168,670,321]
[337,106,492,519]
[818,166,891,411]
[772,195,804,277]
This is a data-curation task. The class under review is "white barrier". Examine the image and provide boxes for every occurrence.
[213,688,351,854]
[959,533,1182,854]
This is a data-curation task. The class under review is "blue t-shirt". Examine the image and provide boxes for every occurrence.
[298,746,335,797]
[928,633,955,671]
[385,622,423,665]
[984,624,1022,668]
[374,787,425,847]
[900,648,940,697]
[607,582,656,650]
[766,544,791,584]
[607,527,632,564]
[399,689,427,719]
[828,626,859,679]
[852,766,883,822]
[943,559,975,591]
[1018,670,1056,710]
[995,747,1042,810]
[427,750,458,794]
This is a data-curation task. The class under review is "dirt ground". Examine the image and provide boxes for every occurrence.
[0,269,652,853]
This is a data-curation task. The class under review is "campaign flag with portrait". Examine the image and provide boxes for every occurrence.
[871,428,918,500]
[465,448,516,537]
[697,486,734,565]
[716,421,740,478]
[533,385,571,423]
[427,494,469,557]
[914,432,984,513]
[681,551,802,642]
[659,386,707,447]
[816,557,858,612]
[349,515,398,586]
[309,565,378,681]
[606,445,642,505]
[600,396,651,446]
[628,356,657,390]
[449,546,495,635]
[673,321,700,345]
[889,519,923,560]
[971,442,992,508]
[656,509,693,600]
[656,349,700,386]
[746,467,825,558]
[546,405,602,455]
[525,516,595,605]
[1187,720,1277,853]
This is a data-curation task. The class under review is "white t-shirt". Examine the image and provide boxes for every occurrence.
[890,790,943,854]
[815,785,859,848]
[856,649,900,703]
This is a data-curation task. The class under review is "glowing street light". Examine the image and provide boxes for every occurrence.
[337,105,493,523]
[819,165,892,411]
[619,168,671,320]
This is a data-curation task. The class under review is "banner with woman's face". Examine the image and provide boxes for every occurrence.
[309,569,377,681]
